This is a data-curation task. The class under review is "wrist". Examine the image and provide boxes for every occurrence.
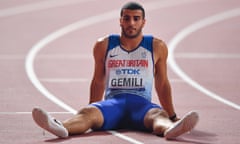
[169,113,177,121]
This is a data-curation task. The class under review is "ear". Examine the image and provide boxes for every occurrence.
[119,17,123,27]
[142,19,146,26]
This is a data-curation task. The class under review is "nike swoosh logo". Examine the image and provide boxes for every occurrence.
[110,54,118,58]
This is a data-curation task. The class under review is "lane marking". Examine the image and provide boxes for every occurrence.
[36,54,92,59]
[0,54,92,60]
[175,53,240,59]
[2,52,240,60]
[0,112,72,115]
[0,0,94,18]
[107,131,144,144]
[168,8,240,110]
[40,78,89,83]
[24,0,201,143]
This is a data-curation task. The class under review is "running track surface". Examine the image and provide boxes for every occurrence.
[1,0,240,144]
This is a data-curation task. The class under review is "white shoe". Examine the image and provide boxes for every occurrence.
[32,107,69,138]
[164,111,199,140]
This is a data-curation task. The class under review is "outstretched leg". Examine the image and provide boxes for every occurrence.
[144,108,199,140]
[32,106,104,138]
[62,106,104,135]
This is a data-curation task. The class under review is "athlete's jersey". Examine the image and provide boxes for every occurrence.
[104,34,154,101]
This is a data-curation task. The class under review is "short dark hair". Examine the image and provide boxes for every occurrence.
[120,2,145,19]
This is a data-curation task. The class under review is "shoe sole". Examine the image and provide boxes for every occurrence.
[164,111,199,140]
[32,107,50,130]
[32,107,68,138]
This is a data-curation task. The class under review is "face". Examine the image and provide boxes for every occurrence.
[120,9,145,39]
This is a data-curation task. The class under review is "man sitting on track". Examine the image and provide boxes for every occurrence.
[32,2,199,140]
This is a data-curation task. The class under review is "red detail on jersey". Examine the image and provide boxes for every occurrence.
[108,60,148,68]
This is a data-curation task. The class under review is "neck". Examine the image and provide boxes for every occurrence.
[120,34,143,51]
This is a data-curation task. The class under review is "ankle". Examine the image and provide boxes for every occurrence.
[153,125,168,136]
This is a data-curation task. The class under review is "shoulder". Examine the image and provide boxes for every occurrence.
[94,35,109,49]
[93,35,109,61]
[153,37,167,52]
[93,35,110,54]
[94,34,120,55]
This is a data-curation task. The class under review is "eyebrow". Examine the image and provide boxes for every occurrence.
[122,15,141,18]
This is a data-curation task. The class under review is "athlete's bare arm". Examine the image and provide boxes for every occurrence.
[153,38,176,118]
[89,37,108,104]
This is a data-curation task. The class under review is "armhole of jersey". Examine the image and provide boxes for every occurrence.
[108,34,120,50]
[104,34,120,71]
[142,35,153,52]
[105,34,120,58]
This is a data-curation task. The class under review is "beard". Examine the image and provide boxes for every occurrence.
[121,26,143,39]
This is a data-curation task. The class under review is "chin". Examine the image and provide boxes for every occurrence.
[124,33,140,39]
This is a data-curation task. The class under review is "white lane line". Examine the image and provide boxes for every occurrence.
[25,1,201,143]
[0,0,94,18]
[36,54,92,60]
[40,78,89,83]
[2,52,240,60]
[175,53,240,59]
[168,8,240,110]
[0,54,92,60]
[0,112,72,115]
[107,131,144,144]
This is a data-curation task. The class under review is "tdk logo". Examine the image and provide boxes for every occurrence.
[116,69,140,75]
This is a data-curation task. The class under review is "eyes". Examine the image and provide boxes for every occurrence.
[122,15,142,22]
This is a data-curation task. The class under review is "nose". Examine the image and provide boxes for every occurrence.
[128,18,133,25]
[129,18,135,25]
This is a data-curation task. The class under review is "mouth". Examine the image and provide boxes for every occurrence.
[122,26,140,38]
[126,27,136,31]
[126,29,136,35]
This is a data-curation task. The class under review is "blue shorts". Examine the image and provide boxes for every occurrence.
[91,93,162,131]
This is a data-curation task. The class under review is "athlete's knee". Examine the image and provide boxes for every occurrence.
[77,106,97,115]
[77,106,104,128]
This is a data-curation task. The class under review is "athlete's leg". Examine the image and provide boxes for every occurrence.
[62,106,104,135]
[144,108,199,140]
[32,106,104,138]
